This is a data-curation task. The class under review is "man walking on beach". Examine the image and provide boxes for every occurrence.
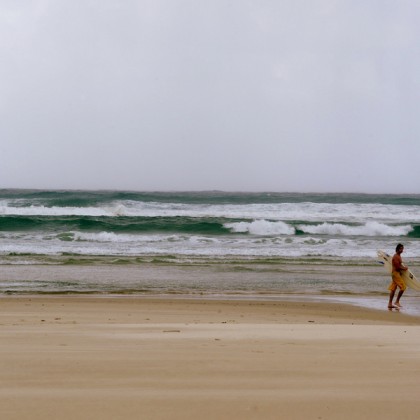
[388,243,407,309]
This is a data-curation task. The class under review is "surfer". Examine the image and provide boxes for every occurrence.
[388,243,407,309]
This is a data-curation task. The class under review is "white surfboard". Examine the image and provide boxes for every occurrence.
[377,250,420,291]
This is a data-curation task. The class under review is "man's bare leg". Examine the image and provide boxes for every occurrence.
[388,290,397,309]
[395,290,404,307]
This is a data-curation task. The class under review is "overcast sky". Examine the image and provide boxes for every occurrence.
[1,0,419,193]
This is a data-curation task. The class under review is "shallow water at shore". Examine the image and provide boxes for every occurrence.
[2,258,420,309]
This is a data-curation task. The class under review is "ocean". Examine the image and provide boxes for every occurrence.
[1,189,420,302]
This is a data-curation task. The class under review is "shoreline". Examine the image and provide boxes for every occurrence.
[3,260,420,298]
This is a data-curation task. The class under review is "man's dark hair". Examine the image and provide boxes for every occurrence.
[396,243,404,252]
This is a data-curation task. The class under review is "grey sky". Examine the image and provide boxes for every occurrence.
[1,0,419,193]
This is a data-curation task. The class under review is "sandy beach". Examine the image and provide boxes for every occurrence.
[0,296,419,420]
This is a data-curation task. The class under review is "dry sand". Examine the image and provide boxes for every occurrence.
[1,296,420,419]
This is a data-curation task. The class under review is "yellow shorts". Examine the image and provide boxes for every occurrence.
[388,272,406,292]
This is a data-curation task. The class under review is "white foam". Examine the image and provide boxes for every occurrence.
[71,231,167,243]
[298,221,413,237]
[2,232,420,259]
[2,200,420,222]
[225,220,295,235]
[1,205,111,217]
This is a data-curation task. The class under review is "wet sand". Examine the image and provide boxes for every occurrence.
[1,296,419,419]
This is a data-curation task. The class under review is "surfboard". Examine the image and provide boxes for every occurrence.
[377,250,420,291]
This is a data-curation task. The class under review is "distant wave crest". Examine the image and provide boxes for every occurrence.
[225,220,413,237]
[225,220,295,235]
[298,221,413,237]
